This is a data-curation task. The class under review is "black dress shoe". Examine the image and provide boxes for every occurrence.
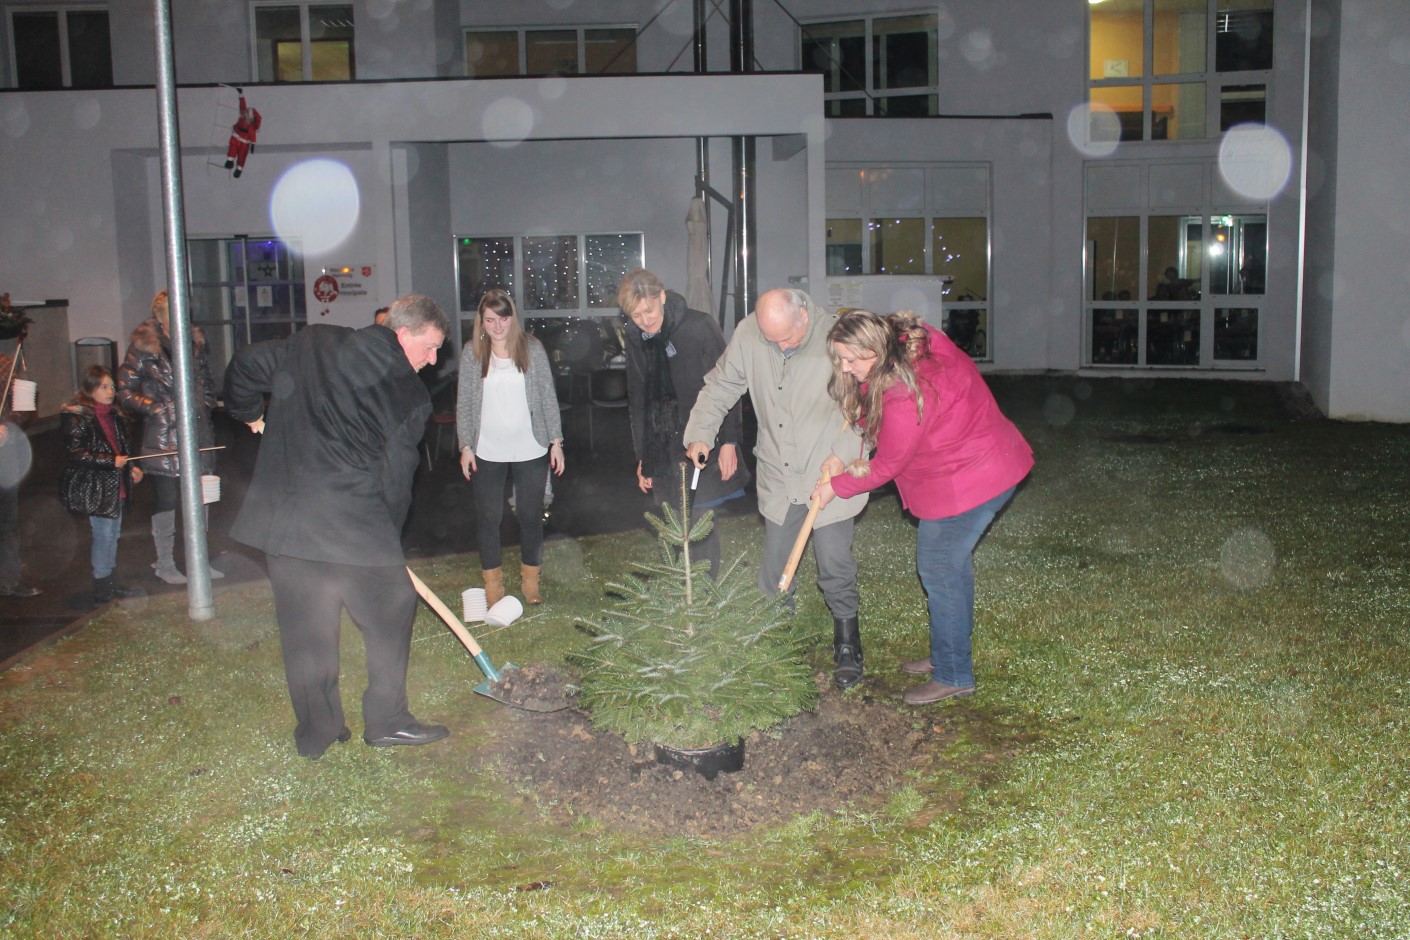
[365,721,449,748]
[302,727,353,760]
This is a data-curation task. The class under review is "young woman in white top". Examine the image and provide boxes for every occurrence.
[456,290,565,605]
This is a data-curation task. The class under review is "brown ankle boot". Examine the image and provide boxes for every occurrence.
[483,567,505,606]
[520,564,543,605]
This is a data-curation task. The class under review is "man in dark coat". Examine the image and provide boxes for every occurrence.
[224,294,451,759]
[617,269,749,578]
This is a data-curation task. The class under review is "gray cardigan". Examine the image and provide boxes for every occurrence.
[455,337,563,454]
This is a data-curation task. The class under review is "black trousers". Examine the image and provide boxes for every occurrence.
[473,454,549,569]
[266,555,416,756]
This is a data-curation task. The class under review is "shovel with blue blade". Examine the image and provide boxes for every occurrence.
[406,566,568,712]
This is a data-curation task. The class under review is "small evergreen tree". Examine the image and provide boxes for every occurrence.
[572,465,817,749]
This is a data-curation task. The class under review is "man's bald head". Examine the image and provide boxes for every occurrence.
[756,288,810,352]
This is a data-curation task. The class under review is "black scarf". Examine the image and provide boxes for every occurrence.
[640,321,683,479]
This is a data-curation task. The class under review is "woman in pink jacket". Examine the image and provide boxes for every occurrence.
[811,309,1033,705]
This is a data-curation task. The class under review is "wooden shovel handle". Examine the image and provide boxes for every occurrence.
[406,567,485,658]
[777,469,831,592]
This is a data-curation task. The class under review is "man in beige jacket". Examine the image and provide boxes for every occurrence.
[685,288,868,689]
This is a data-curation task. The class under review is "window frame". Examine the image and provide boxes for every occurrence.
[7,4,111,90]
[1087,0,1273,143]
[798,11,939,117]
[452,231,644,341]
[250,1,356,84]
[1084,161,1268,370]
[463,24,638,77]
[826,162,992,360]
[185,235,308,380]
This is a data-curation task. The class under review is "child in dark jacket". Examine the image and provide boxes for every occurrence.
[60,366,144,603]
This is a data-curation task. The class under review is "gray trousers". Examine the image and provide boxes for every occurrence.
[760,504,859,620]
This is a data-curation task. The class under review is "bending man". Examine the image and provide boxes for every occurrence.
[683,288,868,688]
[225,294,451,759]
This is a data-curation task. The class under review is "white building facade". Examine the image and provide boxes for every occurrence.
[0,0,1405,419]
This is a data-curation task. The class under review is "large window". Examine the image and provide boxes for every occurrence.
[1088,0,1271,142]
[465,26,636,77]
[800,13,937,116]
[253,3,354,83]
[826,163,990,358]
[1086,162,1266,368]
[454,232,643,336]
[9,6,111,90]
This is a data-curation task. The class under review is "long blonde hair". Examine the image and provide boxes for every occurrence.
[826,309,932,449]
[472,289,530,377]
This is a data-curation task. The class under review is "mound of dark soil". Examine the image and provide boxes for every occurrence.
[485,663,577,712]
[480,673,959,839]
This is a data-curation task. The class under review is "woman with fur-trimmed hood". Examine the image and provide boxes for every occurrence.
[115,290,220,585]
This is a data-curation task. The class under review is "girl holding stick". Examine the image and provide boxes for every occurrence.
[60,365,144,603]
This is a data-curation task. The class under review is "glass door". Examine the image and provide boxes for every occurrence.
[187,236,306,378]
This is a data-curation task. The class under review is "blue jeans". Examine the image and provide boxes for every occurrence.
[916,487,1016,688]
[90,510,123,579]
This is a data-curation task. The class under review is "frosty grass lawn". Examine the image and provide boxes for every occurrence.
[2,376,1407,938]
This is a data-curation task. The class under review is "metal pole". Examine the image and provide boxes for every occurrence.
[693,0,708,73]
[730,0,758,324]
[152,0,214,620]
[694,0,714,309]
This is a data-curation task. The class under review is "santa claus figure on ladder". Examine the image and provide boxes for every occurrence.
[224,88,261,179]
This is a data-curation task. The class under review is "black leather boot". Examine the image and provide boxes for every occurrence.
[94,576,141,603]
[833,616,864,689]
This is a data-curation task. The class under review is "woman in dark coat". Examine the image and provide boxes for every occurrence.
[115,290,219,585]
[60,365,144,602]
[617,269,749,577]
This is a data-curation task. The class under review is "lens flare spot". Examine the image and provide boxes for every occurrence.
[1220,526,1276,591]
[0,430,32,488]
[270,159,360,257]
[1218,124,1293,201]
[72,97,101,130]
[3,99,31,138]
[483,97,536,148]
[537,77,568,100]
[1043,394,1077,427]
[365,0,396,21]
[1067,103,1121,158]
[960,30,996,69]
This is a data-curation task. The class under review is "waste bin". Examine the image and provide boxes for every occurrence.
[74,337,116,386]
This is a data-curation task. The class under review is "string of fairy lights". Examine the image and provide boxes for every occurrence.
[457,233,642,313]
